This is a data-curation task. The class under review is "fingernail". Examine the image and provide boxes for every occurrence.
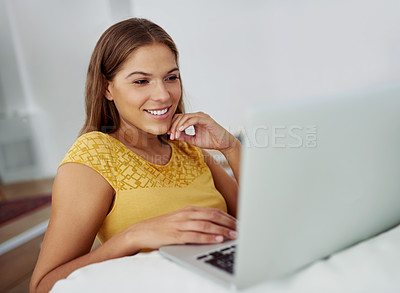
[229,231,237,239]
[175,131,179,139]
[215,236,223,242]
[179,126,184,131]
[170,133,174,140]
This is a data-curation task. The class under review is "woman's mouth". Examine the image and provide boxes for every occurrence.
[145,107,169,115]
[144,106,171,120]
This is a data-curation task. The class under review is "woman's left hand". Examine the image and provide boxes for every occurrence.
[168,112,236,151]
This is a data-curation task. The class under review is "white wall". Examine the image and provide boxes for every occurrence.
[134,0,400,131]
[0,0,113,182]
[0,0,26,115]
[0,0,39,182]
[0,0,399,182]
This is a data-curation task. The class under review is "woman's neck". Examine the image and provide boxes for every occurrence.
[112,126,163,151]
[110,125,171,165]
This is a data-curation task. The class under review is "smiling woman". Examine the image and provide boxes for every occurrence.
[30,18,240,293]
[79,18,185,136]
[105,43,181,138]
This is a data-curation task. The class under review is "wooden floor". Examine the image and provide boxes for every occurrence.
[0,178,53,293]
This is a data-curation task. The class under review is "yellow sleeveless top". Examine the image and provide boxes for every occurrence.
[59,131,227,244]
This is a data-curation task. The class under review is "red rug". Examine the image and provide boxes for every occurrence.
[0,195,52,226]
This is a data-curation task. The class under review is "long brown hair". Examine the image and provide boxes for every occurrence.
[80,18,184,135]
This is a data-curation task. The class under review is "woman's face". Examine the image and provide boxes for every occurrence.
[105,43,181,136]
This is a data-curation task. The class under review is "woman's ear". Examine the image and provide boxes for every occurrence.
[103,75,113,101]
[105,88,113,101]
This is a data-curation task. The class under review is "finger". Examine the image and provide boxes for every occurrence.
[174,117,203,141]
[172,112,214,140]
[171,114,199,140]
[192,206,238,224]
[176,116,216,142]
[169,114,186,140]
[176,115,207,132]
[168,114,182,135]
[167,114,184,134]
[181,207,237,231]
[179,220,237,240]
[176,231,225,245]
[179,116,232,149]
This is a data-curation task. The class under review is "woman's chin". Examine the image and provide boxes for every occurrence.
[146,125,170,136]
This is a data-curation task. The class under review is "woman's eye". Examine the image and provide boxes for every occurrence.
[165,75,180,82]
[134,79,148,85]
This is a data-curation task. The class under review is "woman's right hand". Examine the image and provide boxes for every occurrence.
[122,206,237,251]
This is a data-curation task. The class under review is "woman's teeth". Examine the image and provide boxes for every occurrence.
[146,108,168,115]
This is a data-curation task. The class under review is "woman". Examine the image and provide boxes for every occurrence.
[30,18,240,293]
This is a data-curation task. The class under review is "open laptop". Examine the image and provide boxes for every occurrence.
[159,83,400,289]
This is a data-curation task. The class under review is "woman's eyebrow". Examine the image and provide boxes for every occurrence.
[125,67,179,79]
[167,67,180,74]
[125,71,151,79]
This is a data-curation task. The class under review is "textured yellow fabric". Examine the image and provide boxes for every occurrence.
[60,131,227,244]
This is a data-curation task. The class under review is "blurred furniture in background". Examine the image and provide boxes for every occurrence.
[0,178,53,292]
[0,176,5,201]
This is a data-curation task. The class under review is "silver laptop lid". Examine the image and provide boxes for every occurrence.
[235,84,400,288]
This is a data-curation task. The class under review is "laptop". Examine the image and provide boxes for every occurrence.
[159,83,400,289]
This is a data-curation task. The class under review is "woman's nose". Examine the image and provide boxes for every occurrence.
[151,80,170,102]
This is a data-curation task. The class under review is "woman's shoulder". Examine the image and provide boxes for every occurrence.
[69,131,114,150]
[59,131,119,192]
[60,131,115,165]
[76,131,112,142]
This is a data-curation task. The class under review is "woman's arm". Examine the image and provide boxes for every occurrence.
[202,150,239,217]
[30,163,117,292]
[168,112,242,216]
[219,136,241,183]
[31,162,237,292]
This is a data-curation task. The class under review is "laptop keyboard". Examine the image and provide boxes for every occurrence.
[196,244,236,274]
